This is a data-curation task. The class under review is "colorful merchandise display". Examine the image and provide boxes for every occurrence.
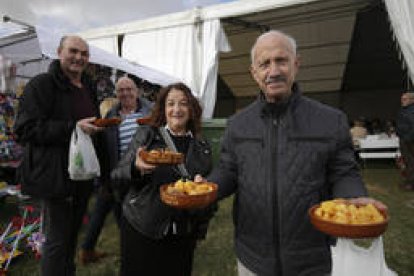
[0,93,22,165]
[0,56,23,186]
[0,202,43,274]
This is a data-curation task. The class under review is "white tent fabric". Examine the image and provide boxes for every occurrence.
[123,19,230,118]
[123,24,198,91]
[88,36,119,55]
[0,36,50,83]
[199,20,231,117]
[35,26,178,86]
[384,0,414,85]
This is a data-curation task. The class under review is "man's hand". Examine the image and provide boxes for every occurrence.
[348,197,388,212]
[77,117,103,135]
[194,174,207,183]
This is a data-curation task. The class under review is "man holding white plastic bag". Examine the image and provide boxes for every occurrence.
[15,35,106,276]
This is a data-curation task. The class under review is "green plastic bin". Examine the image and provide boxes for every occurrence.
[202,118,227,164]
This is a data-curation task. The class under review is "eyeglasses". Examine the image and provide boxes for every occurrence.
[117,87,135,93]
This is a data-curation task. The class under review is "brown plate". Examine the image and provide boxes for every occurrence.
[93,118,122,127]
[139,149,184,165]
[160,182,218,209]
[308,203,389,238]
[136,117,152,125]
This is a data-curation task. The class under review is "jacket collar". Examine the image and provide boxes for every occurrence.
[48,59,93,92]
[259,82,301,118]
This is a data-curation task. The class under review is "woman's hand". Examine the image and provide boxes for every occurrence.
[135,147,157,175]
[194,174,207,183]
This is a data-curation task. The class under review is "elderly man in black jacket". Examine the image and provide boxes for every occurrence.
[15,36,106,276]
[198,30,386,276]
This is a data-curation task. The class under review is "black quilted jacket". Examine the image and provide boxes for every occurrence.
[209,83,367,276]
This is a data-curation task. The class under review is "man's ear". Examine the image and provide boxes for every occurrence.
[295,54,300,71]
[250,65,258,83]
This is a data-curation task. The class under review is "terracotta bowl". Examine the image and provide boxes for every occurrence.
[308,204,389,238]
[160,182,218,209]
[93,118,122,127]
[139,149,184,165]
[136,117,152,125]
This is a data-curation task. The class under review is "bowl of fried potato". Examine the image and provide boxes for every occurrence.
[160,179,218,209]
[139,149,184,165]
[309,199,389,238]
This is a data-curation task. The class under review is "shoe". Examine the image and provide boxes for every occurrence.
[400,183,414,191]
[79,249,107,265]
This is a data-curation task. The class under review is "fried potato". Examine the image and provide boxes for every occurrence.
[167,179,214,195]
[314,199,385,224]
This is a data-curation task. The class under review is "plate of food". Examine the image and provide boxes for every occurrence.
[160,179,218,209]
[136,117,152,125]
[93,118,122,127]
[308,199,389,238]
[139,149,184,165]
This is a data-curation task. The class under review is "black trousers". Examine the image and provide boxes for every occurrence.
[41,181,93,276]
[120,216,196,276]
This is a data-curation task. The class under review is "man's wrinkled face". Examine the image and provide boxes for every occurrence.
[58,37,89,77]
[250,34,299,103]
[116,78,139,107]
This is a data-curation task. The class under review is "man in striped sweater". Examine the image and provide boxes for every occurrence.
[79,76,153,264]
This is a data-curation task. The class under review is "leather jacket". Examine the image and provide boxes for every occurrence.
[111,125,214,239]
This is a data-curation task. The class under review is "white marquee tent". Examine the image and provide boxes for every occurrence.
[0,25,179,88]
[78,0,414,118]
[1,0,413,118]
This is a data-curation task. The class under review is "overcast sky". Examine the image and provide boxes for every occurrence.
[1,0,234,35]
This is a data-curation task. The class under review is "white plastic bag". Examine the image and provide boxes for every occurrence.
[331,237,397,276]
[68,125,100,180]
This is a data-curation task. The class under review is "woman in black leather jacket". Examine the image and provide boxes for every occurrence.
[111,82,214,276]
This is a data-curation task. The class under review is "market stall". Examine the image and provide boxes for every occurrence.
[0,55,23,186]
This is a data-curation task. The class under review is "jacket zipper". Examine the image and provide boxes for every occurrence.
[271,116,283,275]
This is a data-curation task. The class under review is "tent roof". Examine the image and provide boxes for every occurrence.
[78,0,376,97]
[220,0,373,97]
[0,23,179,85]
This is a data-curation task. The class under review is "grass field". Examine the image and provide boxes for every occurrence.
[1,160,413,275]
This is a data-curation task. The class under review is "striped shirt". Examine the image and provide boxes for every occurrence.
[118,112,143,156]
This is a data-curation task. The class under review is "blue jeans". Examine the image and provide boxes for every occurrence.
[81,188,122,250]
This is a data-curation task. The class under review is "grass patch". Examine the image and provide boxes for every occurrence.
[1,162,413,275]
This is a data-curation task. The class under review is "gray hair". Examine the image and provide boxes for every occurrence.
[250,30,297,64]
[58,35,89,52]
[116,76,138,91]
